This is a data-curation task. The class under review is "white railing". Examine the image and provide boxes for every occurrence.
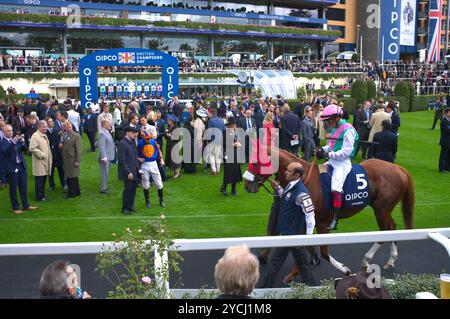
[1,228,449,295]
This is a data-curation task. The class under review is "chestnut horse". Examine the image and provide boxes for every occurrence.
[244,148,414,282]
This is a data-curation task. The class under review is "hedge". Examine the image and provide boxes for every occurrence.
[413,95,441,111]
[312,89,351,96]
[394,81,411,111]
[351,79,368,105]
[153,21,341,37]
[367,80,377,100]
[0,12,341,38]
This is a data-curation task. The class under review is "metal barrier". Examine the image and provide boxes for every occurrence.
[0,228,449,295]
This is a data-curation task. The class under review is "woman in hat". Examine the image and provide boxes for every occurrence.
[165,114,181,178]
[220,116,242,196]
[193,108,208,162]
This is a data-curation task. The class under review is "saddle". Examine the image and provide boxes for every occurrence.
[320,164,370,210]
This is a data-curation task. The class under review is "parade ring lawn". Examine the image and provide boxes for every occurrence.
[0,110,449,244]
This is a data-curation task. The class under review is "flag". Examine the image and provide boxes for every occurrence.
[427,0,443,62]
[118,52,135,64]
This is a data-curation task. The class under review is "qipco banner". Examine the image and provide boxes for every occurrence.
[79,48,179,109]
[379,0,401,61]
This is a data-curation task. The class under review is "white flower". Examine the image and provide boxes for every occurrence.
[137,229,142,233]
[112,233,116,237]
[125,228,131,233]
[160,214,166,220]
[141,276,152,285]
[160,228,165,234]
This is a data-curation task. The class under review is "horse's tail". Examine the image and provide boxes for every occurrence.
[400,167,414,229]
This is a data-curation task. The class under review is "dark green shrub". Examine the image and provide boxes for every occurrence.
[367,80,377,99]
[351,79,368,105]
[394,81,411,112]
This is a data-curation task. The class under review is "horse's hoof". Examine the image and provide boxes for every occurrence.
[383,263,395,270]
[343,267,352,275]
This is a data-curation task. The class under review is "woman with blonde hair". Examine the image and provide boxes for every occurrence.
[263,111,276,148]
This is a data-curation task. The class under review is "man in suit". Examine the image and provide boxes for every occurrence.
[439,108,450,173]
[280,104,302,156]
[0,116,6,188]
[45,117,66,191]
[354,101,372,159]
[386,102,400,135]
[11,108,27,135]
[301,106,316,161]
[98,119,116,194]
[118,126,140,215]
[0,124,37,214]
[154,110,166,151]
[260,162,316,288]
[372,120,398,163]
[206,108,225,175]
[60,121,82,198]
[29,120,52,201]
[84,107,98,152]
[39,102,55,121]
[97,104,114,134]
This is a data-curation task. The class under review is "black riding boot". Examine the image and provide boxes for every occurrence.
[220,184,228,196]
[158,189,166,208]
[143,189,151,209]
[231,183,238,196]
[326,207,339,230]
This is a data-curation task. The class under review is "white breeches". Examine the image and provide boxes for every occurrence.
[208,143,222,173]
[141,161,163,190]
[328,159,351,193]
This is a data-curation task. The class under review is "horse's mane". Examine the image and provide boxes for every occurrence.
[277,148,312,169]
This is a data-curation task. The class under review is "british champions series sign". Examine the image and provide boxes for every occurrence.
[79,48,179,109]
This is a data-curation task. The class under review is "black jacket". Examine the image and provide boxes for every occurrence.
[390,112,400,134]
[84,113,98,134]
[280,112,302,149]
[440,116,450,147]
[118,137,140,181]
[0,138,27,174]
[46,128,63,166]
[372,130,398,163]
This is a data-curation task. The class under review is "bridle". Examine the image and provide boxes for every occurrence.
[244,158,317,196]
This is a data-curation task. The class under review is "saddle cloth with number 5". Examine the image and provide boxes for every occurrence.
[320,164,370,210]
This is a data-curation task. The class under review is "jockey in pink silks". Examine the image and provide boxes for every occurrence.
[316,104,359,230]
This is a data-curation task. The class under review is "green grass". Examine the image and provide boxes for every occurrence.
[0,110,449,244]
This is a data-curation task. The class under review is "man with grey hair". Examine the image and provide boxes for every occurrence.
[0,124,37,214]
[98,119,115,194]
[29,120,52,201]
[214,245,259,299]
[301,106,316,161]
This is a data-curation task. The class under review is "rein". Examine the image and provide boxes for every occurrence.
[303,158,316,185]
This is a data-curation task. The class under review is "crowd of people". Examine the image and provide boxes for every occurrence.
[0,89,404,215]
[1,85,446,297]
[2,53,449,95]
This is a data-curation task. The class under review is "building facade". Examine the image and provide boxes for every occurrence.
[0,0,341,61]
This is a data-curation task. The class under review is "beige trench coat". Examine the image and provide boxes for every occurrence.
[29,131,52,176]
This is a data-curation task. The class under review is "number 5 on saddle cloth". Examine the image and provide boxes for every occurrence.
[320,165,370,210]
